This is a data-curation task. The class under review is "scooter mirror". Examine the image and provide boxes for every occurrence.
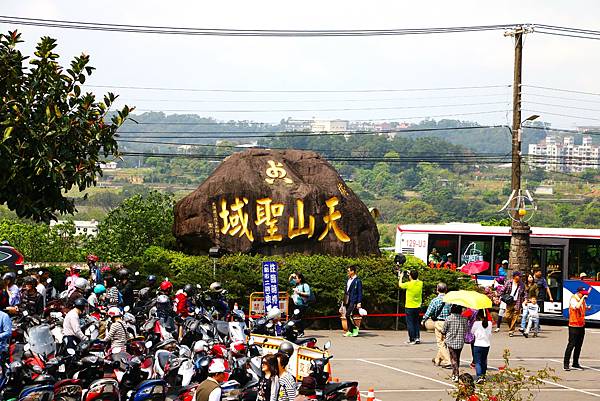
[145,341,153,349]
[124,306,130,312]
[324,341,331,350]
[294,309,300,315]
[67,348,76,356]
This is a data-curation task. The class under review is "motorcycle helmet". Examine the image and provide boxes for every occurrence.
[74,277,89,291]
[210,343,227,358]
[73,298,88,310]
[157,294,170,304]
[229,340,247,357]
[209,282,223,293]
[208,358,227,374]
[147,274,157,284]
[86,254,99,262]
[107,307,122,318]
[159,280,173,292]
[278,341,295,357]
[2,272,16,281]
[193,340,208,353]
[266,307,282,321]
[117,268,130,279]
[183,284,196,296]
[93,284,106,294]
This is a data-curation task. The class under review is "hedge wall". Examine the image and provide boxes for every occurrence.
[127,247,476,329]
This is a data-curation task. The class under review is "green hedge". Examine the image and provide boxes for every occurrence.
[127,247,476,329]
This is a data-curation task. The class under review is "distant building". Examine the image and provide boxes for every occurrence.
[99,161,118,170]
[528,134,600,172]
[310,119,348,132]
[50,220,99,237]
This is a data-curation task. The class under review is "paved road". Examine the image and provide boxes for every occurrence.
[305,325,600,400]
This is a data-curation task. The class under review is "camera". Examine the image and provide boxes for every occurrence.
[392,253,407,275]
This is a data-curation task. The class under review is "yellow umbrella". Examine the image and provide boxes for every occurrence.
[443,290,492,310]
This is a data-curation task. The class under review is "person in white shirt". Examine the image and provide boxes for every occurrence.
[523,296,540,338]
[470,309,492,384]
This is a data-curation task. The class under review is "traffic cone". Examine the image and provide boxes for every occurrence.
[366,387,375,401]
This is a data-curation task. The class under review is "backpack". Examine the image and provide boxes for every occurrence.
[305,285,316,304]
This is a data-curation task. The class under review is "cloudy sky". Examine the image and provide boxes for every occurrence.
[2,0,600,128]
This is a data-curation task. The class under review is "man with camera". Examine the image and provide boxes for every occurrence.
[399,269,423,344]
[564,286,591,371]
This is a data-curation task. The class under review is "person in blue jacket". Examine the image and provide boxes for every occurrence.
[342,265,363,337]
[0,307,12,361]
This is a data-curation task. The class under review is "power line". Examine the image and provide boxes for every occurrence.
[524,93,600,105]
[523,101,600,113]
[0,16,515,37]
[521,109,600,122]
[522,85,600,97]
[87,84,511,94]
[132,101,507,113]
[123,93,510,104]
[116,125,510,139]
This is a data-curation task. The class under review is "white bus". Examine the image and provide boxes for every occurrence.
[395,223,600,321]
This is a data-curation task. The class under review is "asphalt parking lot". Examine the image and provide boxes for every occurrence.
[305,324,600,400]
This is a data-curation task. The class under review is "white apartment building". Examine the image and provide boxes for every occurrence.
[310,119,348,132]
[50,220,99,236]
[528,134,600,172]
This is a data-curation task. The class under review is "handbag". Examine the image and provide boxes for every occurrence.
[500,294,515,305]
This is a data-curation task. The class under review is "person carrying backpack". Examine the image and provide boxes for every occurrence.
[289,272,312,335]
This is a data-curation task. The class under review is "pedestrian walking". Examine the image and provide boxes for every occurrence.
[492,276,505,333]
[441,304,467,382]
[421,282,451,367]
[289,272,311,335]
[471,310,492,383]
[341,266,363,337]
[399,269,423,344]
[563,286,591,371]
[522,295,540,338]
[257,354,279,401]
[500,271,525,336]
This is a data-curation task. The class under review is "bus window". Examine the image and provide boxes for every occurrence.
[493,237,511,275]
[569,240,600,281]
[460,236,492,274]
[429,235,458,265]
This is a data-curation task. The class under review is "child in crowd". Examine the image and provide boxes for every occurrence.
[523,296,540,338]
[442,304,468,382]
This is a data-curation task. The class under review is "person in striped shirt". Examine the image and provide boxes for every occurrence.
[104,307,128,350]
[276,352,297,401]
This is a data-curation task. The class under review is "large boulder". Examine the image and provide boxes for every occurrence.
[174,149,380,256]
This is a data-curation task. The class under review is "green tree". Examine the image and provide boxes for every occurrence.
[92,191,175,261]
[0,31,133,221]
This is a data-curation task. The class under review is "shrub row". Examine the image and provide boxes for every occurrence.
[127,247,476,329]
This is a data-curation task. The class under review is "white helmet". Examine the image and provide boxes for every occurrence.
[266,307,282,320]
[107,307,122,318]
[74,277,89,291]
[193,340,208,353]
[208,358,227,374]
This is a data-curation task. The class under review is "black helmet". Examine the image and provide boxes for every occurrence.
[117,268,130,279]
[23,276,37,286]
[278,341,295,357]
[73,298,88,310]
[2,272,16,281]
[147,275,157,284]
[183,284,195,296]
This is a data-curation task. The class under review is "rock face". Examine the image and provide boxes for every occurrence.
[174,149,380,256]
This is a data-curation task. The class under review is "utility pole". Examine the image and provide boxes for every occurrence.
[506,25,532,275]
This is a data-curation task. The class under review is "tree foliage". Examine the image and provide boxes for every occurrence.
[0,31,133,221]
[93,191,175,261]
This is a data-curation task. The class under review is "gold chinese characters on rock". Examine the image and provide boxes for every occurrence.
[216,196,350,243]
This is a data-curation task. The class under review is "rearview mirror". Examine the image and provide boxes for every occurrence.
[324,341,331,350]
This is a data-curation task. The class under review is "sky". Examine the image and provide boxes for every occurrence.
[2,0,600,129]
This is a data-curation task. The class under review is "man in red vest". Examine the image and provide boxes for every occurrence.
[563,286,591,371]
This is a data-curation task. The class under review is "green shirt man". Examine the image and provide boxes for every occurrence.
[399,269,423,344]
[399,279,423,308]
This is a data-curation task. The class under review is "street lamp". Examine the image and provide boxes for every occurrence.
[508,113,540,276]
